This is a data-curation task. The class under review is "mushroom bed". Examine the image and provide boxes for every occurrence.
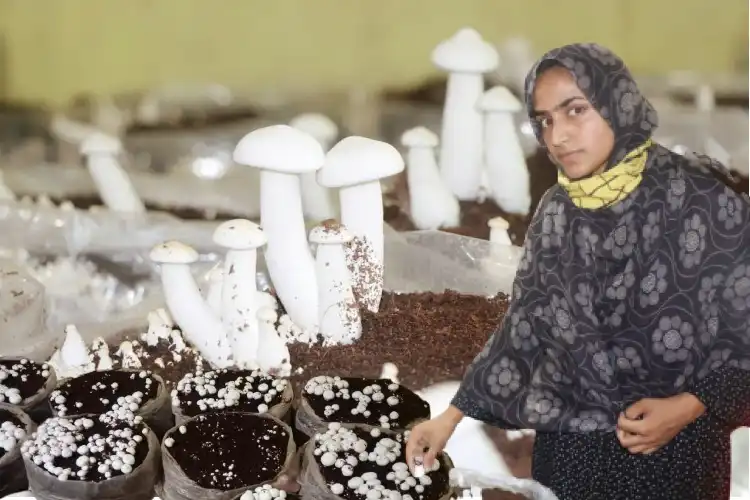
[310,424,451,500]
[0,359,51,406]
[302,376,430,429]
[164,412,289,490]
[172,368,289,418]
[49,370,159,417]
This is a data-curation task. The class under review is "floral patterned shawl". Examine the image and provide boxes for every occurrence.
[451,43,750,432]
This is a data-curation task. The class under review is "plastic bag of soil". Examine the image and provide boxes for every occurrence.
[294,389,427,439]
[0,357,57,424]
[297,423,456,500]
[159,412,297,500]
[60,371,173,439]
[172,378,294,426]
[0,405,37,496]
[23,417,160,500]
[450,468,560,500]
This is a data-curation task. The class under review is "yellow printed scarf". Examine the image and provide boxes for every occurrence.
[558,139,653,209]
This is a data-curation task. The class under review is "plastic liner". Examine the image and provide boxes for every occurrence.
[450,468,560,500]
[23,418,160,500]
[294,385,428,438]
[172,381,294,427]
[297,423,456,500]
[0,358,57,424]
[60,371,173,439]
[159,412,296,500]
[0,406,37,497]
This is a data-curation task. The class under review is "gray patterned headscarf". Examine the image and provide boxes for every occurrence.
[451,43,750,432]
[524,43,659,169]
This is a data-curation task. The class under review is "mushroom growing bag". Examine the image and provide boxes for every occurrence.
[172,380,294,426]
[60,371,173,438]
[0,406,36,496]
[294,383,428,438]
[0,357,57,424]
[159,412,297,500]
[23,420,160,500]
[297,423,456,500]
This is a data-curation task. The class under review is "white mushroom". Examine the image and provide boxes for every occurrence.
[400,126,460,230]
[488,216,512,246]
[478,86,531,215]
[380,362,399,384]
[290,113,340,221]
[233,125,323,333]
[80,132,145,213]
[47,324,95,380]
[116,340,142,369]
[256,307,291,377]
[318,136,404,312]
[432,28,499,200]
[149,241,232,368]
[213,219,268,369]
[309,221,362,344]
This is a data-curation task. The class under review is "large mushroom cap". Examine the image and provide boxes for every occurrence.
[290,113,339,144]
[149,241,199,264]
[233,124,325,174]
[309,219,354,244]
[401,126,439,148]
[431,28,499,74]
[487,216,510,230]
[478,85,523,113]
[317,136,405,188]
[213,219,267,250]
[80,132,122,155]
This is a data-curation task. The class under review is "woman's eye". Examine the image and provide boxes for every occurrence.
[568,106,587,117]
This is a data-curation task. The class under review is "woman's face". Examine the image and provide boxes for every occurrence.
[532,66,615,179]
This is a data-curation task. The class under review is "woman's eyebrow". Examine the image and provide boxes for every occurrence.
[532,96,587,117]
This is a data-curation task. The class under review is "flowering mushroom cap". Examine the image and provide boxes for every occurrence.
[149,241,199,264]
[80,132,122,155]
[213,218,267,250]
[487,216,510,230]
[401,126,439,148]
[317,136,405,188]
[309,219,354,245]
[478,85,523,113]
[431,28,500,74]
[233,124,325,174]
[290,113,339,145]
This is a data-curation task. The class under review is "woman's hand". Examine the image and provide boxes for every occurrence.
[405,406,463,472]
[616,393,706,454]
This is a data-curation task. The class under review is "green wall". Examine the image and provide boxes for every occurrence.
[1,0,747,105]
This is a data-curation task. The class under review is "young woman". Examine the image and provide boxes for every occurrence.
[406,43,750,500]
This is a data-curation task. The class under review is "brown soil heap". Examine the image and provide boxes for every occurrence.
[289,291,509,390]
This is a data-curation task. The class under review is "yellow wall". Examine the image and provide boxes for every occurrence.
[1,0,747,106]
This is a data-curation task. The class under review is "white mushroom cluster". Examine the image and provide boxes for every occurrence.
[172,369,288,414]
[20,412,148,481]
[305,376,402,426]
[314,423,439,499]
[0,419,26,453]
[0,358,50,405]
[240,484,289,500]
[49,371,154,417]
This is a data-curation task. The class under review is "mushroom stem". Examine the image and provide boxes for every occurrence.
[256,307,291,376]
[158,263,232,368]
[206,265,223,316]
[440,73,485,200]
[261,170,319,332]
[0,171,15,202]
[221,248,259,368]
[484,110,530,215]
[314,239,361,345]
[404,140,460,230]
[489,225,512,246]
[81,134,145,214]
[340,182,384,266]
